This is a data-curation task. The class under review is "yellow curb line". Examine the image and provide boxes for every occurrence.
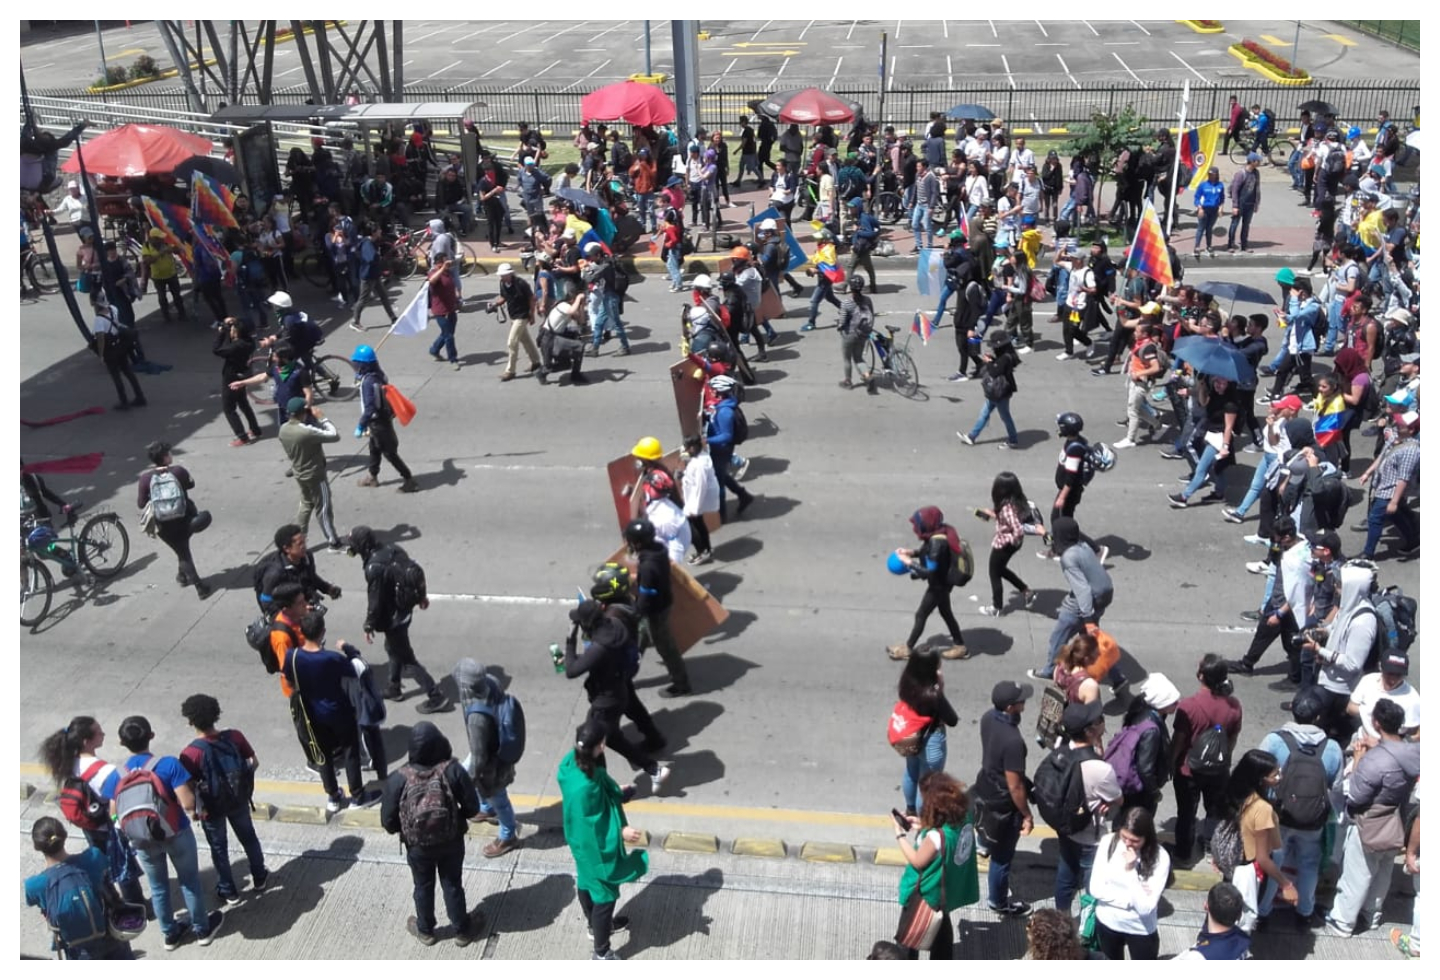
[1227,43,1313,87]
[1178,20,1227,35]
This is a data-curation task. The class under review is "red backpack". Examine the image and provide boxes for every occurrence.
[114,757,183,849]
[57,761,110,832]
[887,701,933,757]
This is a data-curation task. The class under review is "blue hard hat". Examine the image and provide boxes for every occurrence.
[351,344,377,364]
[1348,126,1362,140]
[26,526,57,550]
[886,551,910,575]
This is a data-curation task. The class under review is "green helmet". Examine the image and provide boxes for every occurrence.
[590,562,631,603]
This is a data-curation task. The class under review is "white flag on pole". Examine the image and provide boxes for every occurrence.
[387,283,431,337]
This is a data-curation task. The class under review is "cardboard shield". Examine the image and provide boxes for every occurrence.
[606,448,719,536]
[670,358,707,442]
[605,546,729,654]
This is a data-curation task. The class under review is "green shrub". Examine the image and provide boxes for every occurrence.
[129,55,160,80]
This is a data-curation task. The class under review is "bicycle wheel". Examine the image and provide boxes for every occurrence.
[1228,137,1253,167]
[79,513,129,578]
[874,191,904,224]
[1267,139,1296,168]
[458,242,483,278]
[298,252,334,290]
[889,347,920,398]
[20,556,53,627]
[27,254,61,294]
[383,243,418,280]
[865,335,881,381]
[314,355,358,402]
[246,352,276,406]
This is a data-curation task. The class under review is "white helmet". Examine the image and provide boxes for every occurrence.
[759,218,778,232]
[497,262,515,275]
[692,274,713,291]
[268,291,293,310]
[708,374,737,393]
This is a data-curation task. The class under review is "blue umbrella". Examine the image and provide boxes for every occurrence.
[1171,336,1256,385]
[944,103,999,121]
[1190,281,1277,307]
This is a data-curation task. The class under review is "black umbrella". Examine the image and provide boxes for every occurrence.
[555,186,602,211]
[1297,99,1340,117]
[944,103,1000,121]
[173,155,239,185]
[1191,281,1277,307]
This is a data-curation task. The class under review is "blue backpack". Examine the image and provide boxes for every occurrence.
[464,695,527,766]
[42,861,107,951]
[189,733,251,817]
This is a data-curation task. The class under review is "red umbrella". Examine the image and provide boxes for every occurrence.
[581,81,676,127]
[60,124,213,177]
[771,87,857,125]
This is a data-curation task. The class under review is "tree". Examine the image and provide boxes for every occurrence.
[1061,104,1152,236]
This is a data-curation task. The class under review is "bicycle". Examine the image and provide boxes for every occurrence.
[246,344,357,408]
[1228,128,1295,168]
[866,324,920,397]
[386,226,482,281]
[870,188,906,225]
[22,238,59,294]
[21,504,131,626]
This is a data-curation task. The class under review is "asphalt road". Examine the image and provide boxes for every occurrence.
[20,18,1417,95]
[17,256,1421,846]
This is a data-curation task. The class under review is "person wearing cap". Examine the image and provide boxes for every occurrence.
[1348,649,1421,746]
[1225,154,1262,254]
[1302,529,1345,628]
[1261,277,1320,403]
[486,262,542,381]
[974,680,1035,915]
[516,154,552,223]
[1224,393,1305,523]
[846,196,880,289]
[1108,673,1179,818]
[1356,409,1420,560]
[1047,698,1122,916]
[276,397,343,550]
[1192,166,1226,258]
[1253,689,1343,928]
[53,178,88,227]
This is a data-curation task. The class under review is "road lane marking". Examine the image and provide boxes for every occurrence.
[709,60,738,92]
[447,79,481,91]
[828,57,844,90]
[1170,50,1208,83]
[276,66,304,77]
[588,21,628,43]
[541,22,586,44]
[1001,54,1016,89]
[533,59,562,77]
[989,20,998,38]
[1261,35,1289,46]
[888,55,896,91]
[846,20,857,41]
[1035,20,1049,38]
[768,57,791,90]
[799,20,814,40]
[480,60,512,78]
[408,28,449,45]
[497,23,544,44]
[943,20,948,39]
[1131,20,1153,36]
[428,592,568,605]
[1113,51,1144,85]
[561,59,612,92]
[1325,34,1357,46]
[894,19,902,41]
[946,55,953,89]
[1056,54,1080,89]
[424,60,463,80]
[1105,41,1140,45]
[1082,20,1100,36]
[750,20,773,41]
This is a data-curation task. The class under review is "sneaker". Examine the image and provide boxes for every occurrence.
[592,951,620,960]
[1240,609,1262,622]
[1225,658,1255,677]
[1324,916,1352,939]
[800,322,815,332]
[588,915,630,940]
[482,838,521,859]
[1026,668,1053,682]
[650,765,672,793]
[1081,346,1096,359]
[1055,352,1073,361]
[407,915,438,946]
[229,437,250,448]
[999,441,1017,450]
[957,432,975,446]
[1390,928,1419,957]
[657,684,693,699]
[1096,545,1109,565]
[947,371,970,382]
[398,478,420,493]
[1243,534,1271,547]
[988,900,1032,917]
[357,473,380,488]
[692,551,714,566]
[734,457,750,480]
[1222,507,1246,524]
[1014,345,1033,355]
[196,910,225,946]
[977,605,1000,617]
[349,320,366,332]
[416,692,451,714]
[218,892,244,909]
[886,644,913,660]
[351,788,382,809]
[251,870,269,891]
[326,793,347,813]
[1090,367,1112,376]
[1022,590,1037,609]
[327,539,347,554]
[1158,449,1184,460]
[1113,438,1136,449]
[1246,561,1272,575]
[163,922,193,951]
[1167,493,1189,509]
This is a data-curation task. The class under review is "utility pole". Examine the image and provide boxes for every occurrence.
[644,20,652,77]
[878,32,887,128]
[1292,20,1302,75]
[94,21,108,85]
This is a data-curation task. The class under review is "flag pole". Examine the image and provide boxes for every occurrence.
[1166,79,1190,239]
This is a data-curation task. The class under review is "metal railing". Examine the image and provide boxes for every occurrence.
[1341,21,1420,51]
[26,79,1420,142]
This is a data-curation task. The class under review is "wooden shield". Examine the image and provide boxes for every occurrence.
[605,546,729,654]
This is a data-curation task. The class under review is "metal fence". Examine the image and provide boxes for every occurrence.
[29,79,1420,138]
[1341,21,1420,51]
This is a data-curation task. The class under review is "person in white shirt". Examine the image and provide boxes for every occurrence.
[1348,650,1421,745]
[644,492,690,566]
[53,180,88,227]
[1009,137,1037,181]
[1089,806,1171,959]
[679,435,719,565]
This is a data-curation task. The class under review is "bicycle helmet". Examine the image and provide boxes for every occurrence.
[108,902,147,942]
[1056,411,1085,437]
[623,518,657,548]
[26,526,57,550]
[590,562,631,603]
[705,341,731,363]
[716,271,736,289]
[708,375,737,394]
[730,246,752,262]
[631,436,664,461]
[847,274,867,293]
[692,273,713,291]
[267,291,293,310]
[351,344,378,364]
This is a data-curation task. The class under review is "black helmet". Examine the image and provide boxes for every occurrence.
[705,341,731,363]
[623,518,656,548]
[590,562,631,602]
[1056,411,1084,437]
[716,271,736,289]
[848,274,867,293]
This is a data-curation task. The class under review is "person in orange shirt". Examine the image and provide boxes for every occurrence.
[267,583,317,767]
[628,148,659,234]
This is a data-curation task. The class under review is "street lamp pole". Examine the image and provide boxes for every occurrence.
[1292,21,1302,74]
[94,21,108,85]
[644,20,652,77]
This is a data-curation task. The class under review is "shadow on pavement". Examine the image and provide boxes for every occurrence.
[740,455,788,479]
[648,699,724,755]
[685,652,759,695]
[226,835,367,940]
[618,868,724,957]
[959,627,1016,658]
[411,457,469,493]
[741,494,798,520]
[694,570,741,601]
[701,608,756,643]
[659,749,725,797]
[477,868,576,936]
[711,535,763,562]
[751,368,788,385]
[1095,534,1152,563]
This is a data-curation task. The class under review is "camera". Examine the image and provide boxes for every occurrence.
[1302,626,1329,646]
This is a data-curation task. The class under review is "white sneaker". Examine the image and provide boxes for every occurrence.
[1082,346,1096,358]
[1246,561,1272,575]
[1096,545,1109,565]
[957,432,975,446]
[650,765,672,793]
[1014,346,1033,355]
[1056,352,1073,361]
[1243,534,1271,547]
[977,605,1000,616]
[1113,438,1136,449]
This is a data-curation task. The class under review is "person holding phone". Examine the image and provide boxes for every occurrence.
[973,471,1043,617]
[1088,806,1171,959]
[891,771,980,959]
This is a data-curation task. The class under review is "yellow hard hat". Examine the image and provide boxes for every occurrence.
[631,436,663,461]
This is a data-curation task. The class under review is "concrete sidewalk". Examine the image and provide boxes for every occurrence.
[18,788,1413,960]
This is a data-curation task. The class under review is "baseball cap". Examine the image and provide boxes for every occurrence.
[1308,530,1342,554]
[1381,650,1410,675]
[666,174,684,187]
[1061,699,1104,737]
[1392,410,1420,429]
[584,242,602,254]
[1246,151,1262,163]
[991,680,1035,710]
[1138,673,1180,710]
[1272,394,1304,413]
[285,396,308,416]
[66,180,79,189]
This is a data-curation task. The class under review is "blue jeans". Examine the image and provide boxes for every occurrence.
[132,827,210,940]
[1254,845,1283,919]
[1194,207,1219,251]
[911,204,933,249]
[606,293,629,347]
[1055,835,1097,916]
[479,785,519,841]
[901,727,947,813]
[932,280,955,326]
[985,811,1022,908]
[1042,591,1113,676]
[1362,495,1419,558]
[807,278,841,325]
[1059,197,1077,223]
[1287,150,1304,189]
[1276,828,1325,916]
[969,395,1018,445]
[1053,266,1070,318]
[1235,451,1276,516]
[200,807,268,899]
[428,312,458,362]
[636,192,655,232]
[1227,206,1255,250]
[666,247,683,288]
[1326,297,1345,350]
[1182,440,1230,498]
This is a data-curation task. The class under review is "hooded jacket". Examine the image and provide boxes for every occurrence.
[1346,737,1421,815]
[356,362,394,431]
[908,507,962,590]
[453,658,516,797]
[632,541,673,617]
[351,527,419,633]
[1316,565,1377,695]
[380,721,479,847]
[1055,519,1113,622]
[564,604,639,710]
[1258,722,1343,787]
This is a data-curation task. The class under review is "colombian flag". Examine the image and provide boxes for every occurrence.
[190,172,238,229]
[1179,120,1221,194]
[1312,394,1347,447]
[1127,200,1175,287]
[912,311,934,345]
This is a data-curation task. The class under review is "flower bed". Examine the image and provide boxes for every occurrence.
[1180,20,1226,34]
[1228,39,1312,86]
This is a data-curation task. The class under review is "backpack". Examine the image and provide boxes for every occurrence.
[1324,147,1348,183]
[464,695,527,766]
[41,862,108,951]
[148,468,188,523]
[397,763,458,849]
[1362,586,1418,672]
[239,254,267,290]
[1210,816,1246,880]
[1103,717,1158,796]
[887,700,932,757]
[1186,723,1231,778]
[190,734,252,818]
[57,761,111,832]
[1274,731,1331,831]
[1067,439,1097,486]
[1085,442,1117,476]
[981,364,1010,402]
[729,404,750,445]
[246,615,295,675]
[932,535,974,587]
[373,548,427,614]
[1304,465,1349,531]
[1033,744,1097,835]
[114,757,183,850]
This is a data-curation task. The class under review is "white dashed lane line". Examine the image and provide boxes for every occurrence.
[1170,50,1209,84]
[1113,52,1145,85]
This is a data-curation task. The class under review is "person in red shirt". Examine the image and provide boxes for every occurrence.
[426,258,462,367]
[1170,654,1245,865]
[661,206,685,292]
[178,694,268,903]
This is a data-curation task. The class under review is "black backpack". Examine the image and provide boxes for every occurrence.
[1274,731,1331,831]
[729,405,749,445]
[374,547,427,613]
[1186,723,1231,778]
[190,733,253,818]
[1032,743,1096,835]
[245,615,295,675]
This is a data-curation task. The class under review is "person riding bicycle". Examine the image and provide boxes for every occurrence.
[1248,104,1274,158]
[20,464,79,577]
[837,274,877,393]
[261,291,325,379]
